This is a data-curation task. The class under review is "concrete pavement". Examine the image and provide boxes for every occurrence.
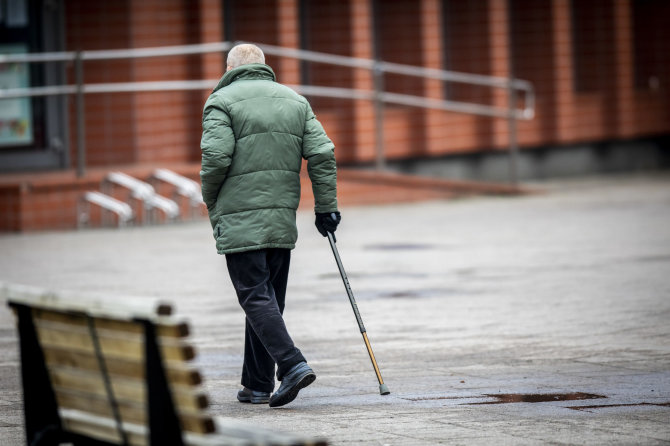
[1,172,669,445]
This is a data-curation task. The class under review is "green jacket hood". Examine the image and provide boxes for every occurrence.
[213,63,276,92]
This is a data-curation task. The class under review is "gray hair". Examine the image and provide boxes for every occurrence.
[227,44,265,69]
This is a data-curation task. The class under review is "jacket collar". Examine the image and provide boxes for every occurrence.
[214,64,276,92]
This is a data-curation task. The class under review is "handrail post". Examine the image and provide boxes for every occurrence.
[75,51,86,178]
[507,80,519,186]
[506,3,519,187]
[373,62,385,171]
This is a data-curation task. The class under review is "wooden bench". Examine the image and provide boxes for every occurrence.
[4,284,327,446]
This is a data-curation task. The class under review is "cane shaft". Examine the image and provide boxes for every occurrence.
[328,233,385,386]
[328,232,366,332]
[362,332,385,385]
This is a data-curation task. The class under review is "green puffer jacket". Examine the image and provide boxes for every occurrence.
[200,63,338,254]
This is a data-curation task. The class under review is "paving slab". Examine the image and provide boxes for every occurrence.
[1,172,669,445]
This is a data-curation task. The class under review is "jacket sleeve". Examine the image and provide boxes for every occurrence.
[200,95,235,212]
[302,101,338,213]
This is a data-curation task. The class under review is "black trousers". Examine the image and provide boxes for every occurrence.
[225,248,306,393]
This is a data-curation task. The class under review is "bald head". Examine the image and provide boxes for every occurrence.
[226,44,265,71]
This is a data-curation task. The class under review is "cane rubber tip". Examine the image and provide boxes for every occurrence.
[379,384,390,395]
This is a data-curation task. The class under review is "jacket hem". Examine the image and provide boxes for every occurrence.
[217,242,296,255]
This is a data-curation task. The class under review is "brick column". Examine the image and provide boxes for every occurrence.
[349,0,376,162]
[550,0,575,143]
[199,0,224,79]
[200,0,224,106]
[612,0,635,138]
[130,0,198,164]
[488,0,512,149]
[420,0,445,155]
[277,0,300,85]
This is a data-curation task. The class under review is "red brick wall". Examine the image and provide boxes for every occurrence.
[0,186,21,232]
[301,0,356,160]
[438,0,497,153]
[0,164,206,231]
[65,0,135,166]
[510,0,558,145]
[65,0,220,168]
[348,0,376,162]
[514,0,670,150]
[129,0,207,165]
[0,174,99,231]
[57,0,670,169]
[3,0,670,232]
[376,0,427,158]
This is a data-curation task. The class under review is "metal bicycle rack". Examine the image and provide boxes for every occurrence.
[103,171,180,224]
[150,168,204,219]
[77,191,135,228]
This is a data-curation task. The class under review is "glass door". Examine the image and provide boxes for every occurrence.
[0,0,67,172]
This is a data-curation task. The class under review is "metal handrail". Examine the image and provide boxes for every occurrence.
[0,41,534,119]
[0,81,528,121]
[255,42,533,106]
[0,41,534,180]
[0,42,235,63]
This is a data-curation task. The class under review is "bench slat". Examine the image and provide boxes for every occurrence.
[4,283,172,320]
[55,389,215,434]
[63,418,131,445]
[43,347,203,386]
[33,308,190,338]
[61,411,147,446]
[61,409,322,446]
[48,366,209,411]
[35,322,195,362]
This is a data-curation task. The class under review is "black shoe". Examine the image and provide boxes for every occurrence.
[237,387,271,404]
[269,362,316,408]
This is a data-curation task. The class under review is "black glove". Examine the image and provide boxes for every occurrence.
[315,212,341,237]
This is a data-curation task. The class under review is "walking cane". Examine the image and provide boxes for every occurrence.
[327,230,390,395]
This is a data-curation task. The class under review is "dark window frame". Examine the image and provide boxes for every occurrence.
[0,0,68,172]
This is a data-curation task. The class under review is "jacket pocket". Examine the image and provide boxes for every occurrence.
[213,221,222,240]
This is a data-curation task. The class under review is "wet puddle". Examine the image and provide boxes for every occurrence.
[406,392,606,404]
[470,392,606,405]
[405,396,474,401]
[406,393,670,411]
[569,402,670,412]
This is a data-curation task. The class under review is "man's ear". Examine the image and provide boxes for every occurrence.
[226,65,233,72]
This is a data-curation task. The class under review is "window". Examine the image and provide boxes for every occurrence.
[298,0,355,158]
[299,0,353,90]
[374,0,423,97]
[632,0,670,91]
[441,0,491,103]
[571,0,615,93]
[223,0,280,73]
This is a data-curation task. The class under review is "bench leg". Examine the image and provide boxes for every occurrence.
[14,305,64,446]
[142,321,185,446]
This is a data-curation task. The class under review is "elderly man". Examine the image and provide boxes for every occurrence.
[200,44,340,407]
